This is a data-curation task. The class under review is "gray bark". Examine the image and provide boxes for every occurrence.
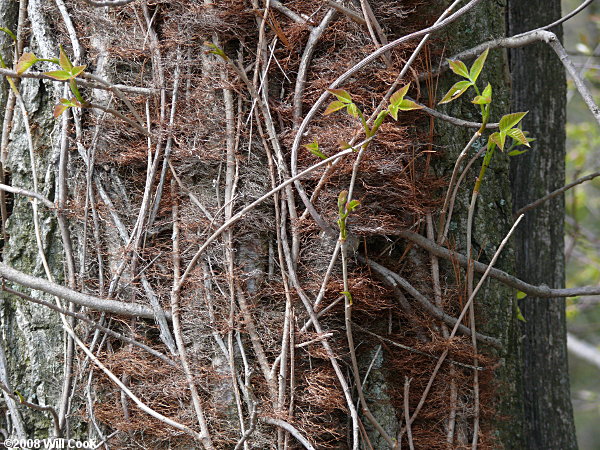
[508,1,578,448]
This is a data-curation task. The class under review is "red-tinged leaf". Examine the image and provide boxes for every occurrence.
[489,131,505,151]
[506,127,530,146]
[448,59,469,78]
[499,111,528,132]
[44,70,73,81]
[324,100,346,115]
[472,95,491,105]
[58,45,73,72]
[70,65,86,78]
[53,103,69,119]
[327,89,352,103]
[439,80,473,104]
[340,141,353,150]
[398,99,423,111]
[15,52,38,75]
[469,47,489,82]
[390,83,411,106]
[347,199,360,211]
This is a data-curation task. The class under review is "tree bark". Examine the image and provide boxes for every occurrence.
[508,1,578,448]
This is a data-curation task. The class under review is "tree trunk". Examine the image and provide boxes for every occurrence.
[0,1,577,448]
[508,1,578,448]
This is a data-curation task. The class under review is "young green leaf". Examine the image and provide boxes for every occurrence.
[390,83,410,107]
[516,304,527,322]
[508,149,528,157]
[448,59,469,79]
[44,70,73,81]
[0,27,17,43]
[372,110,389,129]
[398,99,422,111]
[346,102,359,118]
[15,52,38,75]
[472,95,490,105]
[472,82,492,105]
[439,80,473,104]
[70,65,86,78]
[388,104,399,121]
[328,89,352,104]
[489,132,505,151]
[305,140,327,159]
[469,47,489,82]
[346,199,360,212]
[58,45,73,72]
[499,111,528,132]
[340,290,353,304]
[506,127,530,146]
[324,100,346,115]
[516,290,527,300]
[204,42,228,60]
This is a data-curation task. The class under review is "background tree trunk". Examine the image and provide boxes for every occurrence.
[508,1,578,448]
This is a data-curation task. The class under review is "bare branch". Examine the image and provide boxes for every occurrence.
[0,262,161,319]
[516,170,600,217]
[397,229,600,297]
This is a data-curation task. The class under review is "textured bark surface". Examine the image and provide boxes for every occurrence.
[0,1,577,447]
[508,1,578,448]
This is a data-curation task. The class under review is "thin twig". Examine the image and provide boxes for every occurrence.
[516,170,600,217]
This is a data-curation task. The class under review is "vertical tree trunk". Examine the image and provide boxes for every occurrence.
[508,1,578,448]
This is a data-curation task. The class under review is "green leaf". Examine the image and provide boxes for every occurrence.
[58,45,73,72]
[340,291,353,304]
[481,82,492,99]
[305,140,327,159]
[489,132,505,151]
[327,89,352,104]
[347,199,360,212]
[508,149,528,157]
[499,111,528,132]
[439,80,473,104]
[469,47,489,82]
[69,79,84,103]
[472,83,492,105]
[516,290,527,300]
[15,52,38,75]
[204,42,228,59]
[346,102,359,118]
[338,190,348,211]
[372,110,389,129]
[516,304,527,322]
[471,95,490,105]
[398,99,423,111]
[53,103,69,119]
[0,27,16,43]
[70,65,86,78]
[59,97,81,108]
[448,59,469,78]
[388,104,399,121]
[340,141,353,150]
[390,83,410,106]
[44,70,73,81]
[324,100,346,115]
[506,127,530,146]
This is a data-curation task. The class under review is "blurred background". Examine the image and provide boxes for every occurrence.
[562,1,600,448]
